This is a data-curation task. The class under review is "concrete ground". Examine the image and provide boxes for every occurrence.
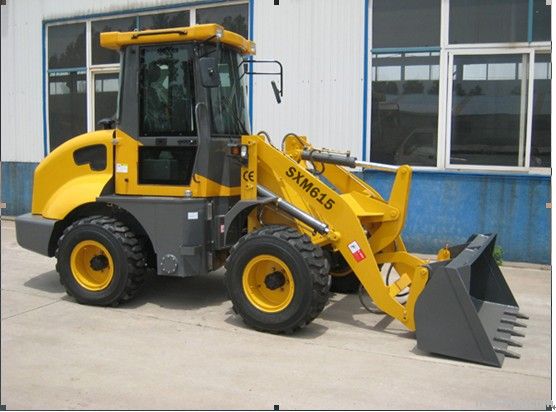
[0,219,551,410]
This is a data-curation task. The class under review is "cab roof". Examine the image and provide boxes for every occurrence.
[100,23,255,55]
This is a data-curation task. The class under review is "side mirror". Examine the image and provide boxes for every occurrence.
[97,117,115,130]
[271,80,282,104]
[199,57,220,88]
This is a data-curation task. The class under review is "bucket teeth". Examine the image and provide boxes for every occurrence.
[504,310,529,320]
[493,336,523,347]
[500,318,527,328]
[497,327,525,338]
[494,346,521,359]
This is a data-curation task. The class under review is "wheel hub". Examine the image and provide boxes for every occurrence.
[242,254,295,313]
[90,254,109,271]
[70,240,114,291]
[264,271,286,290]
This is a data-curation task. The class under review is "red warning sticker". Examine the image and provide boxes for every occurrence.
[348,241,366,262]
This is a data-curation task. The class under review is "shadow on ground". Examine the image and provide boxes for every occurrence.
[320,293,415,340]
[23,270,415,342]
[24,269,229,311]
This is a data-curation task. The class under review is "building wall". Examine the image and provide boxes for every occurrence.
[251,0,366,157]
[362,171,550,264]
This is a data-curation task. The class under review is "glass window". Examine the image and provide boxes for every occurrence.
[48,23,86,69]
[139,45,196,137]
[48,71,87,151]
[94,72,120,129]
[449,0,528,44]
[196,4,249,38]
[207,46,250,136]
[92,17,136,65]
[372,0,440,48]
[450,54,528,166]
[530,54,551,167]
[370,53,439,166]
[139,10,190,30]
[533,0,551,42]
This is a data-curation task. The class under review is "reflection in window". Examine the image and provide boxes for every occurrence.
[208,46,250,136]
[48,71,87,151]
[451,54,528,167]
[531,54,551,167]
[94,73,119,129]
[450,0,528,44]
[139,11,190,30]
[372,0,440,48]
[533,0,551,42]
[92,17,136,65]
[139,45,196,136]
[196,4,249,38]
[48,23,86,69]
[371,53,439,166]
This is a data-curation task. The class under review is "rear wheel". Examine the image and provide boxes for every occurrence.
[327,251,361,294]
[330,273,361,294]
[56,216,147,306]
[225,225,330,333]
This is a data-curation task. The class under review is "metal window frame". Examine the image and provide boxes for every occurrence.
[445,47,534,172]
[367,0,552,175]
[43,0,249,156]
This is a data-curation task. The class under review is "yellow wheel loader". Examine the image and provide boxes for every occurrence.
[15,24,527,367]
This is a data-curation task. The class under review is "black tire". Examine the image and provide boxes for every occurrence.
[225,225,330,333]
[330,273,361,294]
[55,215,147,306]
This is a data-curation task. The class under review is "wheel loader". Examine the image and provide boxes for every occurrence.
[15,24,527,367]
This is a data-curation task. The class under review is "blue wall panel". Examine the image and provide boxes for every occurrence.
[1,162,38,216]
[359,170,551,264]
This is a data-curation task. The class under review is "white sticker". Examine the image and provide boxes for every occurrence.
[220,224,225,233]
[188,212,199,220]
[116,163,128,173]
[347,240,366,262]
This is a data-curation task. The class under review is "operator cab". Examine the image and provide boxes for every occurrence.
[100,24,254,192]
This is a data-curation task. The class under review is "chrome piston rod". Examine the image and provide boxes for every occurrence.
[257,185,330,234]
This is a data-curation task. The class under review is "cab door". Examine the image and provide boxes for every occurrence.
[114,43,198,196]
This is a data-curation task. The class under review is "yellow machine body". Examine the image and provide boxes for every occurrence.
[32,130,114,220]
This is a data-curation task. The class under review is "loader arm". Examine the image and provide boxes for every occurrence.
[239,134,428,330]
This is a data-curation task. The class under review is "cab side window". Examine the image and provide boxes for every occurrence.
[139,45,196,136]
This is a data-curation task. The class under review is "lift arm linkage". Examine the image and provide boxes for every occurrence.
[239,134,428,330]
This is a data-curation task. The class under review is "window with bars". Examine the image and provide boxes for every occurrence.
[370,0,551,170]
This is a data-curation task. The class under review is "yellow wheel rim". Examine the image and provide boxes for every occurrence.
[242,254,295,313]
[70,240,114,291]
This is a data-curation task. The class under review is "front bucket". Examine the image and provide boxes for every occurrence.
[414,234,527,367]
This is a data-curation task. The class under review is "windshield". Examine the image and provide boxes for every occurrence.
[207,46,250,136]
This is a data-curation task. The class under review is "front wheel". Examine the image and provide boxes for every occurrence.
[225,225,330,334]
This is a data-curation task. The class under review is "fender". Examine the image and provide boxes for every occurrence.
[32,130,114,220]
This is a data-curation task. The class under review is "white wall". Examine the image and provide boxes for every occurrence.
[1,0,44,162]
[252,0,365,158]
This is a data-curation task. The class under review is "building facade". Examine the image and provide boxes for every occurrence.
[1,0,551,262]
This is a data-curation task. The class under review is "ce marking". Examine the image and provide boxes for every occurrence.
[242,170,254,182]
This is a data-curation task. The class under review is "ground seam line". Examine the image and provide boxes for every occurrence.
[2,299,63,320]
